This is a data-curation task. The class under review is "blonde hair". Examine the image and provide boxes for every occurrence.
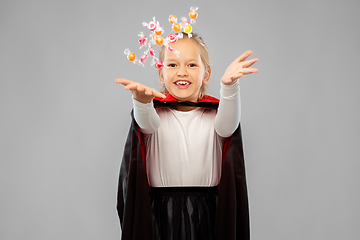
[158,32,212,96]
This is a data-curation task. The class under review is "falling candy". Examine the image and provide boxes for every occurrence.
[149,46,155,56]
[173,23,181,32]
[128,53,136,61]
[155,60,164,69]
[155,36,164,45]
[124,7,199,69]
[154,27,163,36]
[184,24,192,34]
[181,19,190,25]
[124,49,136,62]
[168,46,180,56]
[167,33,178,43]
[189,6,198,24]
[147,20,157,31]
[138,32,148,46]
[169,15,177,24]
[140,54,149,63]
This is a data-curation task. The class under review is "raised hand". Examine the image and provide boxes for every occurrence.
[115,78,166,103]
[221,50,258,85]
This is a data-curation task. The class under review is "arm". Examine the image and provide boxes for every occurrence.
[215,80,241,137]
[115,78,165,134]
[133,97,160,134]
[215,50,258,137]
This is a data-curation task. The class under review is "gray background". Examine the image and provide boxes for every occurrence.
[1,0,359,239]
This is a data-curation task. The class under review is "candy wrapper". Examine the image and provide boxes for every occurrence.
[123,6,199,69]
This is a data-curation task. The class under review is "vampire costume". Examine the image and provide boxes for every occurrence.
[117,94,250,240]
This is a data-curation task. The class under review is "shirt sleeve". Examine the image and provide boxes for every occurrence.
[214,80,241,138]
[133,97,160,134]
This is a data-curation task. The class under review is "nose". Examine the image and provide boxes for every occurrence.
[177,66,188,77]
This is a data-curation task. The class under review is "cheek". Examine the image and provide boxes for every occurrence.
[195,69,206,81]
[163,69,175,80]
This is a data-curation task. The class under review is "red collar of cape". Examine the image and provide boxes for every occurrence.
[153,94,220,110]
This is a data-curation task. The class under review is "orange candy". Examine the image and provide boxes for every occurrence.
[156,36,164,45]
[189,10,197,19]
[169,15,177,24]
[127,53,136,61]
[155,27,163,36]
[173,23,181,32]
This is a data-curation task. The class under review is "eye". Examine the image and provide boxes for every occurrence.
[188,63,197,67]
[167,63,177,68]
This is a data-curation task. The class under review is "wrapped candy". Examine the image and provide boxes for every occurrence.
[154,60,164,69]
[173,23,181,32]
[140,53,149,63]
[148,46,155,56]
[124,7,199,69]
[124,49,136,62]
[189,6,198,24]
[143,17,158,31]
[184,24,192,34]
[155,36,164,45]
[167,46,180,56]
[169,15,177,24]
[149,56,164,69]
[154,27,163,36]
[138,32,148,50]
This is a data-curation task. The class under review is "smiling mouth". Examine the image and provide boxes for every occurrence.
[174,80,191,86]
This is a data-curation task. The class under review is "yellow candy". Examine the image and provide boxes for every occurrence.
[128,53,136,61]
[173,23,181,32]
[189,10,197,19]
[156,36,164,45]
[184,24,192,34]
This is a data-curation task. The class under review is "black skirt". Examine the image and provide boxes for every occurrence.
[149,186,218,240]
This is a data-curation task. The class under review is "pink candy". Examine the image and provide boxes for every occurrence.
[148,21,157,31]
[167,33,178,43]
[126,7,199,69]
[140,54,149,63]
[149,46,155,56]
[138,35,147,45]
[155,61,164,69]
[181,19,190,25]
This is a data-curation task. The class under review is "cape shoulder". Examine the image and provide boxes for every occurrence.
[153,94,220,110]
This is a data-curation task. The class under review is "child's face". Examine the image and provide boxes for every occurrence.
[159,38,211,102]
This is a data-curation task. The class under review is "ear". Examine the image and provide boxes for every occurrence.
[158,69,165,85]
[202,68,211,84]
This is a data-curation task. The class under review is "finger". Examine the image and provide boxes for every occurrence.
[146,88,166,98]
[242,58,259,68]
[115,78,131,86]
[239,68,258,75]
[233,73,243,79]
[153,91,167,99]
[136,85,144,92]
[236,50,253,62]
[124,82,139,90]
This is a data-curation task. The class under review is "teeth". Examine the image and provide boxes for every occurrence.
[175,81,190,85]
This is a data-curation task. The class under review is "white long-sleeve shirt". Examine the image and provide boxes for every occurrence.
[133,81,240,187]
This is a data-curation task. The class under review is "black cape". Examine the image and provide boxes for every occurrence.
[117,94,250,239]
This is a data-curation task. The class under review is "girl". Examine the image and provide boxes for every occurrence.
[116,33,258,240]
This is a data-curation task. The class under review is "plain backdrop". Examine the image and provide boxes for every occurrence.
[0,0,359,239]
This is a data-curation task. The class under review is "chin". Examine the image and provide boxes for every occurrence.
[171,92,198,102]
